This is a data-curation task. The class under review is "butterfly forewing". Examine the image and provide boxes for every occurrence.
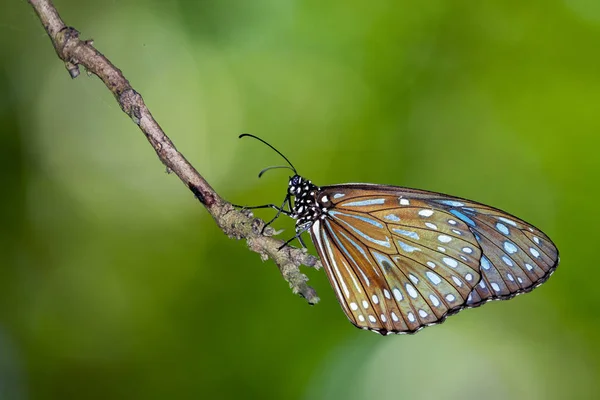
[311,191,484,334]
[312,185,558,334]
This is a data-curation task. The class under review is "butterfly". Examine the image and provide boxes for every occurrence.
[238,134,560,335]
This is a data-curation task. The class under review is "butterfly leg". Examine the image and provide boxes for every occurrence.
[231,202,292,215]
[260,195,292,234]
[277,225,309,250]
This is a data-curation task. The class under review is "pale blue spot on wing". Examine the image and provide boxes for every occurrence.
[437,200,465,207]
[338,231,368,260]
[496,222,509,235]
[326,221,371,286]
[392,228,419,240]
[499,217,517,227]
[372,251,394,275]
[321,230,351,297]
[333,193,345,199]
[502,255,514,266]
[339,231,381,278]
[449,209,476,227]
[330,213,391,248]
[341,198,386,207]
[329,211,383,228]
[397,240,420,252]
[426,271,442,285]
[481,256,492,270]
[504,241,518,254]
[384,214,401,222]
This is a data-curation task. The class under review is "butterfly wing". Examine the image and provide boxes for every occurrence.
[311,184,558,335]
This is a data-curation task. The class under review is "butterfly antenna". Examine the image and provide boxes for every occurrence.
[239,134,298,174]
[258,165,296,178]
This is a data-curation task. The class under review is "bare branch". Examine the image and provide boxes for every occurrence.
[27,0,321,304]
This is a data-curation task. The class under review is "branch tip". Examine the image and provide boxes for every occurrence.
[28,0,321,305]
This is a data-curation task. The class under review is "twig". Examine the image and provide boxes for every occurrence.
[27,0,321,304]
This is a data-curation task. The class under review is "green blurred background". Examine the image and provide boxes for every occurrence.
[1,0,598,399]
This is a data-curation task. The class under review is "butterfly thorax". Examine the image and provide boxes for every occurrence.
[288,175,332,231]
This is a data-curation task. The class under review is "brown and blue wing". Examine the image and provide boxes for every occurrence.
[311,185,558,334]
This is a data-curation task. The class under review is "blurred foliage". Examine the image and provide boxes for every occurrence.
[0,0,598,399]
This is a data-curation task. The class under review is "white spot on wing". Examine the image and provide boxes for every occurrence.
[358,315,365,322]
[452,276,462,287]
[502,256,514,266]
[425,222,438,230]
[350,302,358,311]
[462,247,473,254]
[408,312,415,322]
[405,284,418,299]
[426,271,441,285]
[333,193,345,199]
[499,217,517,227]
[445,294,456,302]
[393,288,403,301]
[525,263,534,271]
[533,236,540,245]
[491,282,501,292]
[429,294,440,307]
[504,241,518,254]
[443,257,458,268]
[399,198,410,206]
[418,209,434,217]
[427,261,436,268]
[409,274,419,284]
[465,273,473,281]
[391,312,399,322]
[384,289,391,299]
[372,294,379,304]
[368,315,377,323]
[418,309,428,318]
[380,314,387,323]
[362,300,369,309]
[530,247,540,258]
[438,235,452,243]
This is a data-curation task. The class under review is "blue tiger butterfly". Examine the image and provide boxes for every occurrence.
[238,134,559,335]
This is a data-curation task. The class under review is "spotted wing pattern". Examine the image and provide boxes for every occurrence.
[311,185,559,335]
[430,202,560,307]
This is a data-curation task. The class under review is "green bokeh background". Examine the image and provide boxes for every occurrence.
[1,1,598,399]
